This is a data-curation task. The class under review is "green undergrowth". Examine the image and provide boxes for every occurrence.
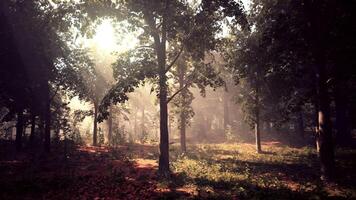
[169,143,356,199]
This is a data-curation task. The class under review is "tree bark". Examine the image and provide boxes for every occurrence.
[141,106,145,137]
[223,91,230,130]
[107,106,113,146]
[315,61,334,180]
[44,86,51,152]
[180,110,187,153]
[157,27,170,175]
[255,76,261,153]
[29,112,36,144]
[93,102,98,146]
[307,0,335,180]
[144,0,170,174]
[15,109,24,151]
[178,65,187,153]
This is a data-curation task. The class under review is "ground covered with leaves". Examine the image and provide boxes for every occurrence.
[0,141,355,199]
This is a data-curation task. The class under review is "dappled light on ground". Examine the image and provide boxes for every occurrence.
[0,142,355,199]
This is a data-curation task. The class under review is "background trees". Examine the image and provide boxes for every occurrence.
[0,0,355,186]
[223,0,356,180]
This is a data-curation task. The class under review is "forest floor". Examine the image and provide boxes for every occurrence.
[0,140,355,199]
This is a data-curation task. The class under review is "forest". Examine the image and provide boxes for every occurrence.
[0,0,356,199]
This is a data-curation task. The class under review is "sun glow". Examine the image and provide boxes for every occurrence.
[93,20,117,53]
[89,19,139,55]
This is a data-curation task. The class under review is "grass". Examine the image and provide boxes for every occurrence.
[0,140,355,199]
[166,142,356,199]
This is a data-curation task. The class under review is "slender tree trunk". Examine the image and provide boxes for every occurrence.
[255,76,261,153]
[29,112,36,144]
[54,126,60,144]
[180,111,187,153]
[255,116,261,153]
[134,109,137,138]
[93,102,98,146]
[39,117,44,143]
[107,106,113,146]
[223,91,230,130]
[16,109,24,151]
[141,106,145,137]
[179,71,187,153]
[44,86,51,152]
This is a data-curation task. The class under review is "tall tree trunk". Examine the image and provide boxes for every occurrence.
[16,109,24,151]
[39,117,44,143]
[29,112,36,144]
[93,102,98,146]
[179,73,187,153]
[44,86,51,152]
[335,82,351,146]
[141,106,145,136]
[144,0,170,174]
[158,76,169,174]
[157,25,170,175]
[107,106,113,146]
[223,90,230,130]
[180,110,187,153]
[315,62,334,180]
[255,76,261,153]
[307,0,334,180]
[134,109,137,137]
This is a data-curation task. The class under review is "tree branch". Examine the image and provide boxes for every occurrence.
[167,80,192,104]
[165,46,183,74]
[136,45,155,50]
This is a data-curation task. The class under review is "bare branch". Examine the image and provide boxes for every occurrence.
[165,46,183,74]
[167,80,192,104]
[136,45,155,50]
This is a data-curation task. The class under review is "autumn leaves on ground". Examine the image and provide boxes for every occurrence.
[1,141,355,199]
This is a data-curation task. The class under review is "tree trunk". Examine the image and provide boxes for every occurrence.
[107,106,113,146]
[141,106,145,137]
[134,109,137,138]
[178,65,187,153]
[223,91,230,130]
[44,87,51,152]
[39,117,44,143]
[255,117,261,153]
[144,0,170,174]
[29,112,36,144]
[307,0,334,180]
[93,102,98,146]
[157,30,169,175]
[255,76,261,153]
[315,62,334,180]
[180,111,187,153]
[15,109,24,151]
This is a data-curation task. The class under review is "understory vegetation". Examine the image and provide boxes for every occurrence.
[1,141,355,199]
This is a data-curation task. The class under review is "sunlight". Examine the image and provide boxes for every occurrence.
[93,20,117,53]
[90,19,139,55]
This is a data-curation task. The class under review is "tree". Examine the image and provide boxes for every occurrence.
[97,0,246,174]
[227,0,356,179]
[1,0,97,151]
